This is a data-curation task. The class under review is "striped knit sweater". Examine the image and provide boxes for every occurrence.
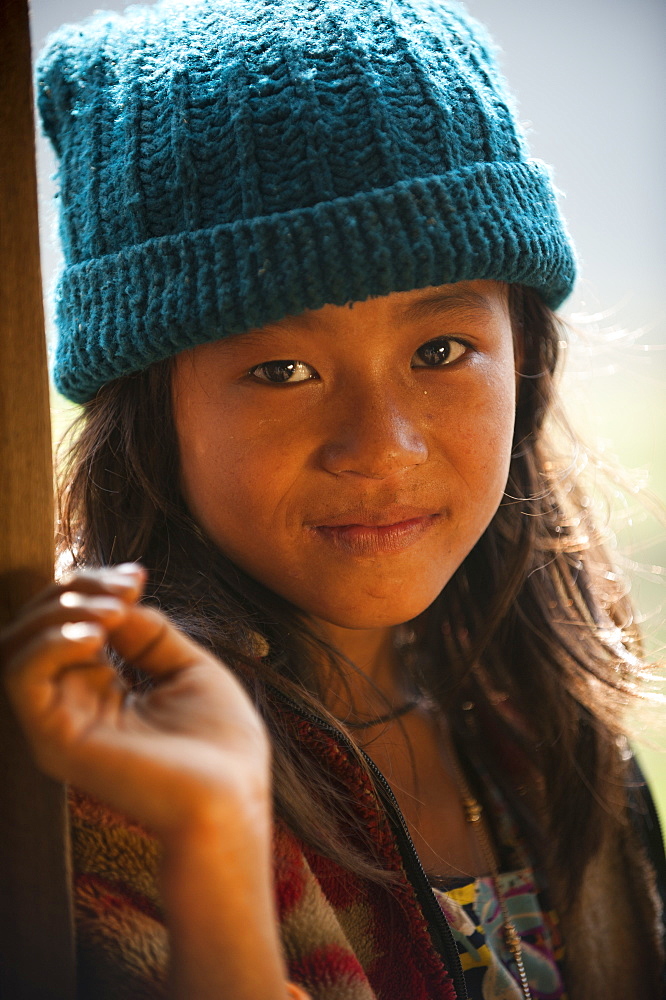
[69,700,665,1000]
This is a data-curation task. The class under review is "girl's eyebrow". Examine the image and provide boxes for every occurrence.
[400,289,494,322]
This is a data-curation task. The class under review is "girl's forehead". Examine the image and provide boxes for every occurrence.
[254,280,508,336]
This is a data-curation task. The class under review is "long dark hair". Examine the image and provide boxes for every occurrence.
[57,285,644,901]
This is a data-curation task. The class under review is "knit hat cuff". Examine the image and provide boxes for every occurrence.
[54,159,576,403]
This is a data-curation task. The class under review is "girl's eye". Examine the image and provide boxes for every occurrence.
[248,360,318,384]
[411,338,467,367]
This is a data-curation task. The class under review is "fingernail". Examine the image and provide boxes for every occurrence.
[115,563,146,578]
[61,622,104,642]
[99,567,145,592]
[60,592,124,613]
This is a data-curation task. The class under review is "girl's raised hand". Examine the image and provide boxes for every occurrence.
[1,567,294,998]
[0,564,271,841]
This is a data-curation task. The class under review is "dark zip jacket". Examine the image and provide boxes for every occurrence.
[69,697,665,999]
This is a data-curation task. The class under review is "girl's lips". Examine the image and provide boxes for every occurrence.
[311,515,440,556]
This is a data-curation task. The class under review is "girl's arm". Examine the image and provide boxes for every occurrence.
[1,564,299,1000]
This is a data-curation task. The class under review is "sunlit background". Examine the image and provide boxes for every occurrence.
[31,0,665,817]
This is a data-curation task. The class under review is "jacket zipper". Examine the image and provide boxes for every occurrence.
[360,749,469,1000]
[273,692,469,1000]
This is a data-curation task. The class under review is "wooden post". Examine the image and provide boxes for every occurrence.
[0,0,76,996]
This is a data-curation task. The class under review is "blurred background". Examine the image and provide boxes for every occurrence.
[30,0,666,815]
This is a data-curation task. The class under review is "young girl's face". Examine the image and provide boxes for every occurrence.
[172,280,518,631]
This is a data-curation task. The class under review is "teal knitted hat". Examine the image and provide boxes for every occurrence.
[38,0,577,404]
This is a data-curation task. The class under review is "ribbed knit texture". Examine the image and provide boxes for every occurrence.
[37,0,577,403]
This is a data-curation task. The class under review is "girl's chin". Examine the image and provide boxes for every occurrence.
[304,599,438,632]
[268,568,454,631]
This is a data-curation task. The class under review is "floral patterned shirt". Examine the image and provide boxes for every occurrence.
[429,775,566,1000]
[432,870,566,999]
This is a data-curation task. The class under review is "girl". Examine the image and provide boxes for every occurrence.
[2,0,664,997]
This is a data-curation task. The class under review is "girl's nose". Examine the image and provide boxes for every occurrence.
[318,387,429,480]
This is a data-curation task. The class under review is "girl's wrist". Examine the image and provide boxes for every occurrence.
[160,804,285,1000]
[159,783,273,866]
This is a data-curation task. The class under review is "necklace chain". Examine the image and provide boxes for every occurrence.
[446,743,533,1000]
[341,697,420,730]
[333,674,532,998]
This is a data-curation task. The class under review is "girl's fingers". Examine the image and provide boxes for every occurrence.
[2,567,216,690]
[65,563,146,598]
[4,621,110,720]
[0,593,127,661]
[4,596,205,686]
[4,622,127,780]
[17,564,146,616]
[0,564,145,661]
